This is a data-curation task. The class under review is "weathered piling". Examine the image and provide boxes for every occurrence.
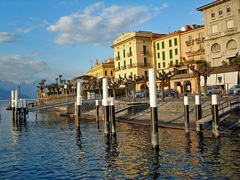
[109,97,116,137]
[14,89,18,121]
[75,79,82,131]
[11,90,15,120]
[195,95,202,133]
[96,100,100,128]
[149,68,159,149]
[103,78,110,137]
[184,95,190,135]
[212,95,219,138]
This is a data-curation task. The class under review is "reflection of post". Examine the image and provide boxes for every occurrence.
[76,79,82,131]
[212,95,219,138]
[103,78,110,137]
[149,68,159,149]
[184,96,190,135]
[195,95,202,133]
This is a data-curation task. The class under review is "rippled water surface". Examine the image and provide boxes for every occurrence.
[0,100,240,179]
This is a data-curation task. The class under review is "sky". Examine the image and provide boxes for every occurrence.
[0,0,214,85]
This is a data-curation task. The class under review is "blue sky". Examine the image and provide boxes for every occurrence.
[0,0,213,84]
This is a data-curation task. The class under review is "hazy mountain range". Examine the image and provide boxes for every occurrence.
[0,80,40,99]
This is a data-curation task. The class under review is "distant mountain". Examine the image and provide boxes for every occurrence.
[0,88,31,99]
[0,80,42,99]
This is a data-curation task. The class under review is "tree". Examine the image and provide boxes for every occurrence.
[188,63,201,95]
[198,61,212,96]
[108,77,120,98]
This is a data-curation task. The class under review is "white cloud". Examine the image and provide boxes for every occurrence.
[16,27,35,33]
[0,52,48,84]
[47,3,151,46]
[0,32,20,43]
[153,3,168,16]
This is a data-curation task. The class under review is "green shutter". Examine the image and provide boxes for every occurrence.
[163,62,165,68]
[174,38,177,46]
[162,51,165,60]
[170,50,172,59]
[157,43,159,50]
[158,63,161,68]
[175,48,178,55]
[169,39,172,47]
[176,60,178,65]
[123,49,125,58]
[158,52,160,59]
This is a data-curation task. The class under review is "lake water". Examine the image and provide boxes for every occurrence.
[0,100,240,179]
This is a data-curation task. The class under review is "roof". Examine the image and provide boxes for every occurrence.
[153,31,182,41]
[196,0,231,11]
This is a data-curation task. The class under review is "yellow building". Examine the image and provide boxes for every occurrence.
[111,31,165,89]
[153,31,182,72]
[87,58,115,78]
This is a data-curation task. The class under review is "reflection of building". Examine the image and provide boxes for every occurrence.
[87,58,115,78]
[111,31,165,89]
[197,0,240,67]
[197,0,240,91]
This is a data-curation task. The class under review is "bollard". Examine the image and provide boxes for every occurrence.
[109,97,116,137]
[76,79,82,131]
[96,100,100,128]
[195,95,202,133]
[184,96,190,135]
[103,78,110,137]
[212,95,219,138]
[149,68,159,149]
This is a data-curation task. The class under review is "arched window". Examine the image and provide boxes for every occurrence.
[226,5,231,13]
[219,8,223,15]
[211,11,215,18]
[227,40,237,49]
[211,43,221,51]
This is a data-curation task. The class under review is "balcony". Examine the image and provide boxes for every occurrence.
[186,49,205,56]
[127,64,133,68]
[127,52,132,57]
[142,51,150,56]
[132,63,150,68]
[195,37,205,44]
[224,28,236,35]
[185,40,194,46]
[114,67,121,72]
[115,56,120,61]
[121,66,127,70]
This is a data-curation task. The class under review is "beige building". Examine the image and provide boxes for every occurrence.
[87,58,114,78]
[111,31,165,89]
[197,0,240,67]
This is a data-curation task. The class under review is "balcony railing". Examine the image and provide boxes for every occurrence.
[186,49,205,56]
[115,56,120,61]
[127,52,132,57]
[132,63,150,68]
[195,37,205,44]
[127,64,133,68]
[114,67,121,72]
[121,66,127,70]
[142,51,149,56]
[185,40,194,46]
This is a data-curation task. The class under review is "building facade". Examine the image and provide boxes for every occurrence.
[197,0,240,90]
[87,58,115,78]
[197,0,240,67]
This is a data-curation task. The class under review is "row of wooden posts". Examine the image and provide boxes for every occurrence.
[75,68,222,149]
[10,89,28,122]
[9,68,221,149]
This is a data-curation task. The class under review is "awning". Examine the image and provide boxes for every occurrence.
[225,51,237,58]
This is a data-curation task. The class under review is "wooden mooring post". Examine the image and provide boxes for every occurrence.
[212,95,219,138]
[149,68,159,149]
[75,79,82,131]
[195,95,202,133]
[184,95,190,135]
[102,78,110,137]
[96,100,100,129]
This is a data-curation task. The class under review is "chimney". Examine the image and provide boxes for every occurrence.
[185,25,191,31]
[192,24,197,29]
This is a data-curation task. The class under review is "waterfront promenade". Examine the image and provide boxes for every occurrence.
[81,95,240,134]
